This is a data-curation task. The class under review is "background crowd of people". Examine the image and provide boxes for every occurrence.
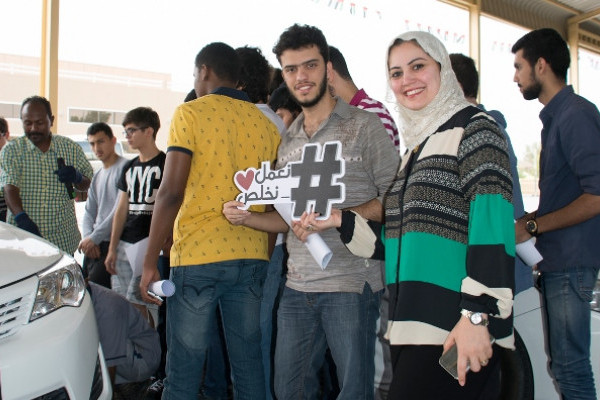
[1,23,599,400]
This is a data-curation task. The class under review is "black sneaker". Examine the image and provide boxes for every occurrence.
[145,378,164,399]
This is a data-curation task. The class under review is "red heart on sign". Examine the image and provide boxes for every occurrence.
[235,169,255,191]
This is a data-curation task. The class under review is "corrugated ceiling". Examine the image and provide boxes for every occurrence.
[478,0,600,52]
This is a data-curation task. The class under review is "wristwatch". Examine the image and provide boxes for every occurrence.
[525,218,538,236]
[461,309,489,326]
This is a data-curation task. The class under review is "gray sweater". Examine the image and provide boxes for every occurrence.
[82,156,128,244]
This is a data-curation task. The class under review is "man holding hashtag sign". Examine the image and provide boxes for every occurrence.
[222,24,399,400]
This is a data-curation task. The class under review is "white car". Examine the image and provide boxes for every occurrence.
[498,283,600,399]
[0,222,112,400]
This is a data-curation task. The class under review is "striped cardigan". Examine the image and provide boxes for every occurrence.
[339,106,516,349]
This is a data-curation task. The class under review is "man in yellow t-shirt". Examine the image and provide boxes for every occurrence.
[139,42,280,399]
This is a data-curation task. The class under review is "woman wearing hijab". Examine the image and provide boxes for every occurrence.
[383,31,515,398]
[300,31,515,399]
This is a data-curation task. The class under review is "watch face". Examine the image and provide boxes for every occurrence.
[526,220,536,234]
[470,312,483,325]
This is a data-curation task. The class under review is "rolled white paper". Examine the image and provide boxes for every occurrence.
[149,280,176,297]
[305,234,333,269]
[274,203,333,270]
[516,237,543,267]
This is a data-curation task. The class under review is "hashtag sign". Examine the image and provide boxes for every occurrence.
[290,141,345,219]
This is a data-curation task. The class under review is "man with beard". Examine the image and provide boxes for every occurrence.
[512,28,600,400]
[0,96,92,254]
[222,24,399,399]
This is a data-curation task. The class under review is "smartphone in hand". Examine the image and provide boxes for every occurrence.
[439,335,495,379]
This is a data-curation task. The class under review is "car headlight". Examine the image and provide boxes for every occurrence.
[591,279,600,313]
[30,256,86,321]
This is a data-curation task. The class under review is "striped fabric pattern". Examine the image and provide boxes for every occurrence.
[350,89,401,152]
[383,106,515,349]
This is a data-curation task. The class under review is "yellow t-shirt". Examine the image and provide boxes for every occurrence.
[168,93,281,266]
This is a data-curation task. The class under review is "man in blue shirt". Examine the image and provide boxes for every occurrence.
[513,28,600,400]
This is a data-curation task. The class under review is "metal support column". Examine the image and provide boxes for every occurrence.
[40,0,60,130]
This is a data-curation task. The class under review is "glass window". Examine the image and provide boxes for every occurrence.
[0,103,21,119]
[578,48,600,108]
[480,16,543,206]
[68,108,125,124]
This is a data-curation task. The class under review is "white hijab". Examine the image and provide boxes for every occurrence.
[387,31,471,151]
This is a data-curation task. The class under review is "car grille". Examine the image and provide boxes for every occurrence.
[32,387,70,400]
[0,290,34,340]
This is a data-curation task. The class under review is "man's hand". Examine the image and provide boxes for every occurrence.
[78,237,100,258]
[105,249,118,275]
[55,164,83,184]
[442,314,493,386]
[14,212,42,237]
[301,208,341,231]
[223,201,252,225]
[515,213,533,243]
[139,260,163,306]
[290,209,331,242]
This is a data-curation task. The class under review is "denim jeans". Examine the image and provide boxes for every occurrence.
[260,244,287,400]
[274,283,380,400]
[203,306,230,400]
[162,259,267,400]
[541,266,599,400]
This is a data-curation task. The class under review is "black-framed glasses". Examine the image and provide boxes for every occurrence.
[122,126,147,137]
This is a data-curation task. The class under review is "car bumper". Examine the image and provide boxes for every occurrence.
[0,292,111,400]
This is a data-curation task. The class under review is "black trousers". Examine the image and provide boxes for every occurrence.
[388,344,500,400]
[82,241,111,288]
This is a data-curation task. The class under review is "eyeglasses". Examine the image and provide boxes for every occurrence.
[122,126,147,137]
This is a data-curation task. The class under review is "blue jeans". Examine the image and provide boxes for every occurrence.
[274,283,380,400]
[260,244,286,400]
[163,259,267,400]
[541,266,599,400]
[203,306,230,399]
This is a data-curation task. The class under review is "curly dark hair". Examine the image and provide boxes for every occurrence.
[272,24,329,64]
[236,46,272,104]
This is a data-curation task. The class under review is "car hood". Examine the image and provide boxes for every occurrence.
[0,222,63,286]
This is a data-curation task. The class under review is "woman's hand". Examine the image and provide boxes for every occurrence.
[442,313,493,386]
